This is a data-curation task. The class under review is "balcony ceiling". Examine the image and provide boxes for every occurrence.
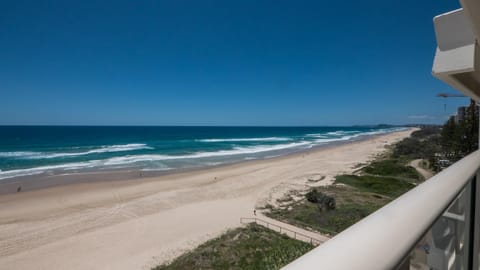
[433,1,480,102]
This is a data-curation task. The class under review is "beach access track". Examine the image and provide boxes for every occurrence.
[240,213,330,246]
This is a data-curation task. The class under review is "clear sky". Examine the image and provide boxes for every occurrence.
[0,0,468,126]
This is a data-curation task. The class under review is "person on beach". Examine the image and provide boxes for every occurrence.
[254,209,256,216]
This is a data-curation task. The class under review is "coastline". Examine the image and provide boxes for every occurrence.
[0,129,407,195]
[0,126,404,184]
[0,128,415,270]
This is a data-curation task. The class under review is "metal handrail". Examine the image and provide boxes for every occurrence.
[240,217,323,246]
[281,150,480,270]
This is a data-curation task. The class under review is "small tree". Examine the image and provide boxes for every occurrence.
[305,189,320,203]
[319,194,336,211]
[305,189,336,211]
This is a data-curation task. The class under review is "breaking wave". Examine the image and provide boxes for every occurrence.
[197,137,292,142]
[0,141,310,180]
[0,144,152,160]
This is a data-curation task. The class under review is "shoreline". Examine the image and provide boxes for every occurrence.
[0,130,405,195]
[0,128,416,270]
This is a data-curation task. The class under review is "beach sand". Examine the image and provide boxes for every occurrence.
[0,129,414,270]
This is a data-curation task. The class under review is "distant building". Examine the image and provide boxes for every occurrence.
[454,106,467,124]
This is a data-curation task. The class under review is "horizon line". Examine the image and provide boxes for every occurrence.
[0,124,432,128]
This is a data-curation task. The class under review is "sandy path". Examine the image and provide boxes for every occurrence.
[0,129,414,270]
[410,159,434,180]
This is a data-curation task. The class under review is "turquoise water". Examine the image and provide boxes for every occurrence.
[0,126,405,180]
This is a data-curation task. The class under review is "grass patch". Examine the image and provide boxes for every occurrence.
[267,157,417,235]
[153,224,313,270]
[335,174,415,198]
[267,185,389,234]
[362,158,423,181]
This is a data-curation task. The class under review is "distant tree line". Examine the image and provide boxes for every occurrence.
[391,99,478,171]
[392,126,442,167]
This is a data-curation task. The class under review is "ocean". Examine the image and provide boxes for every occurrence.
[0,126,406,180]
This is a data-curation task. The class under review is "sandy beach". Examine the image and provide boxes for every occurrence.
[0,129,414,270]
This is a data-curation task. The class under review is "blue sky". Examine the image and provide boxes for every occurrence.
[0,0,467,126]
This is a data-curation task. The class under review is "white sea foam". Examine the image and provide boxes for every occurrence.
[103,155,168,165]
[307,128,404,140]
[140,168,171,172]
[0,151,39,158]
[0,170,43,180]
[306,131,360,138]
[0,128,408,180]
[0,144,153,160]
[0,160,101,180]
[325,130,361,136]
[312,128,405,143]
[204,162,225,166]
[358,128,406,136]
[102,141,312,165]
[264,154,281,159]
[198,141,311,157]
[306,134,329,138]
[0,141,315,180]
[314,137,352,143]
[0,156,173,180]
[197,137,292,142]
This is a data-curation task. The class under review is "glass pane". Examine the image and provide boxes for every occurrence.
[408,179,473,270]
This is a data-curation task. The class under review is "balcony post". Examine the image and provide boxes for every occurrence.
[472,115,480,270]
[471,174,480,269]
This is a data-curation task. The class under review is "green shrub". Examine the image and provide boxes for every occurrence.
[305,189,336,211]
[305,189,320,203]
